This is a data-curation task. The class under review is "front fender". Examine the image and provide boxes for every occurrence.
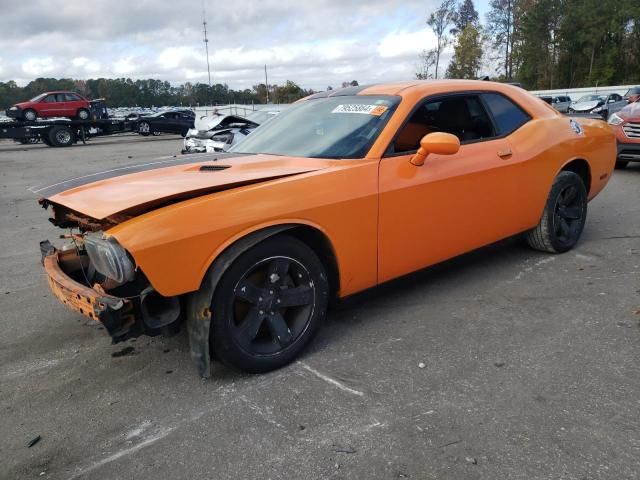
[185,225,294,378]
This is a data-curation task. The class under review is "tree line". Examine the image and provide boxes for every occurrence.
[418,0,640,90]
[0,77,324,110]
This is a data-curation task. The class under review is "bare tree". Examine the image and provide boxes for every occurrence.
[427,0,457,79]
[416,49,437,79]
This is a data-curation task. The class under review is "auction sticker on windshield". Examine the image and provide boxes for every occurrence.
[331,104,388,116]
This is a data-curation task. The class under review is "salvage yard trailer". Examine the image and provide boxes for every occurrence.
[0,117,135,147]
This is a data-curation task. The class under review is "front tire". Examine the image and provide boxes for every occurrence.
[23,109,37,122]
[526,171,587,253]
[210,235,329,373]
[138,121,151,136]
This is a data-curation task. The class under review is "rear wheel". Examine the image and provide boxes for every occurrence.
[210,235,329,373]
[526,171,587,253]
[23,109,37,122]
[48,126,75,147]
[615,160,628,170]
[77,108,90,120]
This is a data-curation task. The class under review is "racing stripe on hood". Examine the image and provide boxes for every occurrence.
[29,152,252,197]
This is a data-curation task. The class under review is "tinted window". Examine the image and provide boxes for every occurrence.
[390,94,496,154]
[231,95,399,159]
[482,93,530,135]
[65,93,81,101]
[43,95,57,103]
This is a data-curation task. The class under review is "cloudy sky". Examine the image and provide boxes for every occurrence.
[0,0,490,91]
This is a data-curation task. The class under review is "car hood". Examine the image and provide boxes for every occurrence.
[572,101,600,111]
[34,153,330,221]
[619,101,640,121]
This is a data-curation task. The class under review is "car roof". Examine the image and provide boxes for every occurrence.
[305,80,536,99]
[299,80,557,118]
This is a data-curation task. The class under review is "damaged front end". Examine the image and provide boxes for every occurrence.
[182,114,259,154]
[40,204,181,343]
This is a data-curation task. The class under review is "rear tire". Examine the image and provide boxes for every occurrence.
[48,126,75,147]
[77,108,90,120]
[615,160,628,170]
[210,235,329,373]
[526,171,587,253]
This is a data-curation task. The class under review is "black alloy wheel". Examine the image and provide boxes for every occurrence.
[211,235,329,373]
[526,171,587,253]
[552,182,585,249]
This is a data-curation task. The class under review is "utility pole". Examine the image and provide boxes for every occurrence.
[264,64,269,104]
[202,1,212,105]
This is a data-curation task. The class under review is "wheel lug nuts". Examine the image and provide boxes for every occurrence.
[269,290,273,294]
[258,297,263,301]
[259,310,264,315]
[276,299,280,304]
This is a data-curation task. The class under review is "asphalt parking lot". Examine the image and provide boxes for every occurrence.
[1,134,639,480]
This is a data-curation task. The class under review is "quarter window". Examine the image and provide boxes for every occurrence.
[482,93,530,135]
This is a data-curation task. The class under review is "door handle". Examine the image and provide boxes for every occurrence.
[497,148,512,159]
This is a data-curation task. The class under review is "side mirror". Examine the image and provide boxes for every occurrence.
[410,132,460,166]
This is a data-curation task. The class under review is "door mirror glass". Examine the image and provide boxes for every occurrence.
[410,132,460,166]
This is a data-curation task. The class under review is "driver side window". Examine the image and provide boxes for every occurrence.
[389,94,496,155]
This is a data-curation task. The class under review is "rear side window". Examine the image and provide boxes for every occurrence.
[482,93,530,136]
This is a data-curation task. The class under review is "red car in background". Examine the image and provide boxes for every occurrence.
[608,98,640,169]
[624,87,640,104]
[6,91,91,121]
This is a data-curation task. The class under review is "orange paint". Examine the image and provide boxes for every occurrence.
[44,80,616,300]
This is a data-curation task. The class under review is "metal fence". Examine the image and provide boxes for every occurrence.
[530,84,636,99]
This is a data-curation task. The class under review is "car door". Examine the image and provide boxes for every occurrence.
[38,94,59,116]
[378,92,530,283]
[64,93,84,117]
[164,112,181,133]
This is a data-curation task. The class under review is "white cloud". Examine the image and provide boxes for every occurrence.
[114,57,139,75]
[378,29,438,59]
[21,57,56,76]
[0,0,459,90]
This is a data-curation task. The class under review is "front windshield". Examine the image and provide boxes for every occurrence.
[231,95,399,159]
[29,93,47,102]
[577,95,602,103]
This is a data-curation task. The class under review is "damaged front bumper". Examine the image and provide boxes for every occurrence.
[182,136,226,154]
[40,240,180,343]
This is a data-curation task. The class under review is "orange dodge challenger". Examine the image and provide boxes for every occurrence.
[36,80,616,376]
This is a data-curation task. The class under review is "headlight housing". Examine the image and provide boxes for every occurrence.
[591,106,603,113]
[84,234,135,283]
[608,113,624,126]
[9,106,18,111]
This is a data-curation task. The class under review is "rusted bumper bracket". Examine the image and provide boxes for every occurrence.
[41,240,137,341]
